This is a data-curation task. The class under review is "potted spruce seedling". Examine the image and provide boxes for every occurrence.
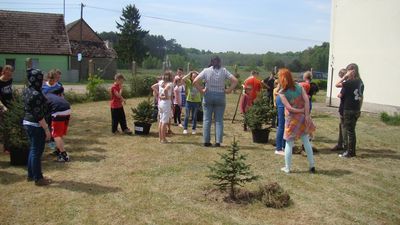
[131,98,154,135]
[0,97,30,165]
[244,94,276,143]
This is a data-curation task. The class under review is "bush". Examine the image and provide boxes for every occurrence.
[63,92,88,104]
[91,85,110,101]
[131,98,155,124]
[313,79,327,90]
[380,112,400,126]
[86,74,110,101]
[128,76,157,97]
[0,96,29,151]
[142,56,162,69]
[244,94,276,130]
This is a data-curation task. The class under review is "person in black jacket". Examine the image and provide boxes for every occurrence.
[23,68,52,186]
[335,63,364,158]
[45,87,71,162]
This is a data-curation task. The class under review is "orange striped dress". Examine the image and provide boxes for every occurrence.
[281,84,315,141]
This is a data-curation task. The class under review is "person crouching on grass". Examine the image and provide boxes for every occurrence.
[110,74,132,135]
[45,87,70,162]
[152,70,174,143]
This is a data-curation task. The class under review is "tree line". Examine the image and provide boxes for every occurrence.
[98,4,329,72]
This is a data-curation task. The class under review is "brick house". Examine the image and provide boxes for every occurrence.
[66,19,117,80]
[0,10,72,82]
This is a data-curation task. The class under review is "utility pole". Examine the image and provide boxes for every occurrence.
[63,0,65,18]
[78,3,85,81]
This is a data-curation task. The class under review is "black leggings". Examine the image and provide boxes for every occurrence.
[173,104,181,124]
[111,107,128,133]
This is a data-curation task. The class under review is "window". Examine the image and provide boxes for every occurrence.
[5,58,15,70]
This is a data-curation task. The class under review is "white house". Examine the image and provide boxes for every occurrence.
[327,0,400,114]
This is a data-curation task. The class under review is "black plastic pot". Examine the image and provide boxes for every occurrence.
[10,148,30,166]
[251,128,270,143]
[134,122,152,135]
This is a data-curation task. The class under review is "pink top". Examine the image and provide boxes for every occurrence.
[173,85,182,105]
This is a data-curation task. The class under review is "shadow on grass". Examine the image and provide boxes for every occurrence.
[74,154,106,162]
[313,136,338,144]
[49,180,122,195]
[358,148,400,160]
[0,171,25,184]
[66,137,106,146]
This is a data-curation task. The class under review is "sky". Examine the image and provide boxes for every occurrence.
[1,0,332,54]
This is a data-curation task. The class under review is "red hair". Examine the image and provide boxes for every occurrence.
[278,68,295,91]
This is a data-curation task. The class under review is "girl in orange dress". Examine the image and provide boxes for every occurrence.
[278,68,316,173]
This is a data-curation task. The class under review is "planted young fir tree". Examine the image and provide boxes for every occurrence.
[208,138,260,200]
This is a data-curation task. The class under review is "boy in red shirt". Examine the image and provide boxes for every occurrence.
[110,74,132,135]
[243,70,262,104]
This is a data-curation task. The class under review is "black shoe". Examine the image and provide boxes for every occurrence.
[204,143,212,147]
[27,177,34,182]
[310,167,316,174]
[214,143,221,147]
[339,151,355,158]
[52,149,61,156]
[57,151,70,162]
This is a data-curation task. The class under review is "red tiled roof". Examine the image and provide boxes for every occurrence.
[0,10,71,55]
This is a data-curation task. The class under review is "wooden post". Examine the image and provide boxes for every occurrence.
[88,59,94,76]
[132,60,136,94]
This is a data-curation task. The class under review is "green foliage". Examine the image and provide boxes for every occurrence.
[86,74,108,101]
[380,112,400,126]
[142,56,162,69]
[127,75,156,97]
[208,138,260,199]
[244,94,276,130]
[116,4,149,64]
[168,54,187,71]
[63,92,88,104]
[313,79,327,90]
[131,99,154,124]
[0,96,29,151]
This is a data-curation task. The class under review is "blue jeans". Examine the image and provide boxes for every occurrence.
[284,135,315,170]
[24,125,46,181]
[184,101,200,130]
[276,106,286,151]
[202,92,226,144]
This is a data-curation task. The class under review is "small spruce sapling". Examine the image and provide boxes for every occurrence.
[208,137,260,199]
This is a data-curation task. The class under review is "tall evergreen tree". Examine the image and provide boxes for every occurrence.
[116,4,148,64]
[208,138,260,199]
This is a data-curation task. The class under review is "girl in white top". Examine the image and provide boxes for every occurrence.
[151,70,174,143]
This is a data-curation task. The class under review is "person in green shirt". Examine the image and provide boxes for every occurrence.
[182,71,202,134]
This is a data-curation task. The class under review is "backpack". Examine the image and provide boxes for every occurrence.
[309,82,319,96]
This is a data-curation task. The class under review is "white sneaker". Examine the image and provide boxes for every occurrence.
[179,124,184,128]
[183,130,188,134]
[275,150,285,155]
[280,167,290,173]
[192,130,196,135]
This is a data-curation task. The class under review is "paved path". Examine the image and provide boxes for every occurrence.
[15,84,111,94]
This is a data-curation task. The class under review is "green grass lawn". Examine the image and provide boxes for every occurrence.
[1,92,399,225]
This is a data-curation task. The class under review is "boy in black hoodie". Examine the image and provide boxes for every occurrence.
[45,87,70,162]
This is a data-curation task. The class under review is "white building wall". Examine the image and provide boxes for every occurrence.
[327,0,400,113]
